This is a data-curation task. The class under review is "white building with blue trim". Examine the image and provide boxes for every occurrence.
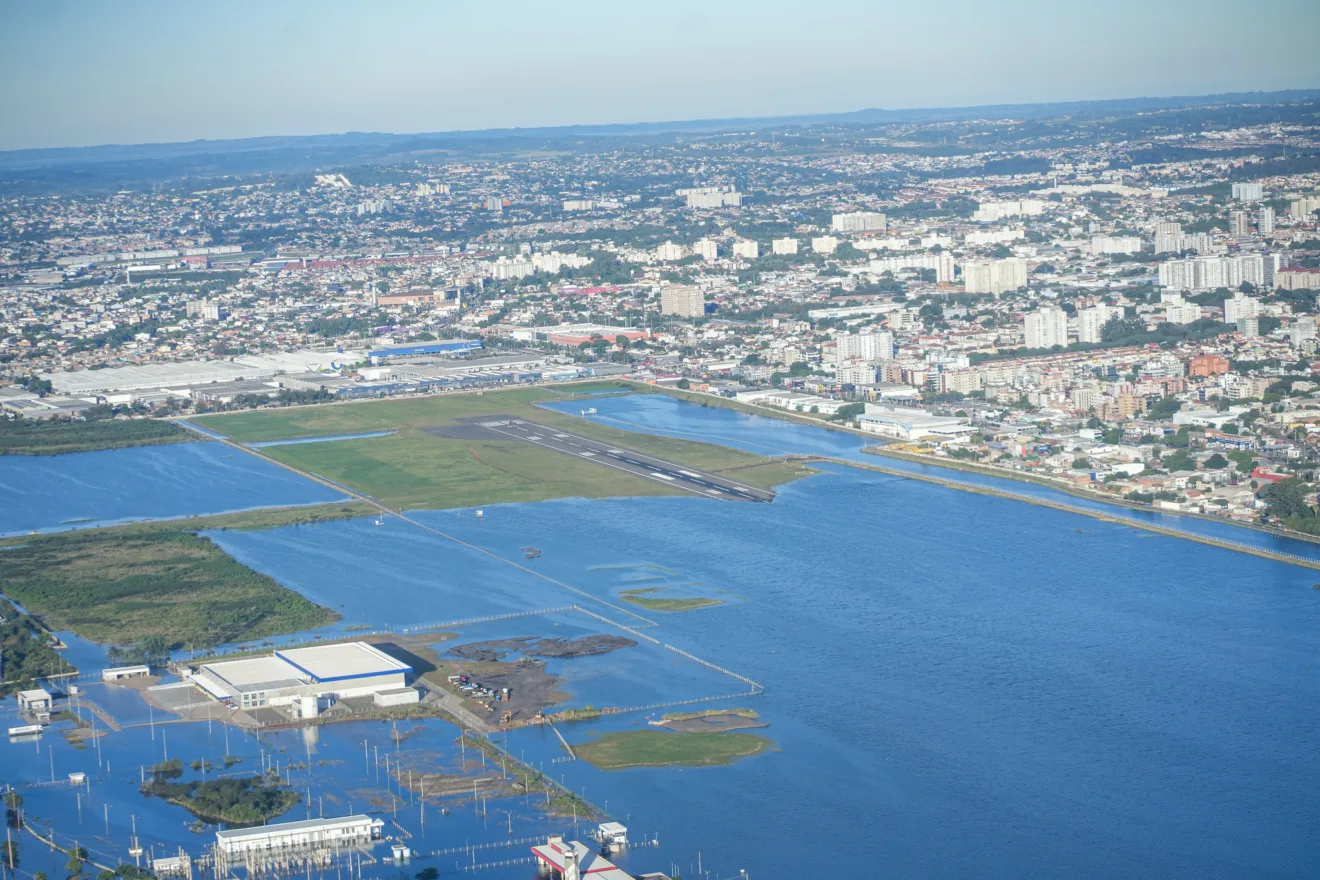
[189,642,411,710]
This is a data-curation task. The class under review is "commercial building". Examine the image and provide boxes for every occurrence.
[1024,306,1069,349]
[102,665,151,682]
[531,837,632,880]
[964,258,1028,294]
[659,285,705,319]
[855,404,974,442]
[190,642,412,711]
[216,815,384,861]
[831,212,886,233]
[367,339,482,360]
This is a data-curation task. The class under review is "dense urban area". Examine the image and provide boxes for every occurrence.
[6,95,1320,535]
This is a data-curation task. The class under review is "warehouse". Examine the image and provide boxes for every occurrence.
[188,642,412,710]
[216,815,383,860]
[367,339,482,360]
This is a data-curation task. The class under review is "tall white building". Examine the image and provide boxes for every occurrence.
[732,240,760,260]
[831,212,887,233]
[693,239,719,261]
[659,285,705,318]
[1231,182,1264,201]
[963,258,1028,294]
[653,241,687,262]
[1289,196,1320,221]
[1259,206,1276,237]
[1077,304,1112,344]
[1223,293,1260,324]
[1090,236,1143,255]
[836,330,894,362]
[679,186,742,209]
[1164,301,1202,325]
[1289,316,1317,347]
[812,236,839,254]
[771,238,799,256]
[971,199,1046,222]
[1155,230,1215,254]
[868,252,956,284]
[1024,307,1069,349]
[1160,255,1266,291]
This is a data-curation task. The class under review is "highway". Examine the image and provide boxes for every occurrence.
[472,418,775,503]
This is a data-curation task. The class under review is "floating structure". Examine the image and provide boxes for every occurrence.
[7,724,43,737]
[188,642,412,711]
[532,836,632,880]
[215,815,384,862]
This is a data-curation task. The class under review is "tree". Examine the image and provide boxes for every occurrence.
[1147,397,1183,420]
[1162,449,1197,472]
[1101,315,1147,343]
[676,378,690,390]
[1205,453,1229,469]
[1259,478,1312,520]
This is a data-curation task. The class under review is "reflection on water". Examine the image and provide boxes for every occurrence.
[0,441,345,536]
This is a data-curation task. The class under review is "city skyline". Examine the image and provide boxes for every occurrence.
[2,0,1319,151]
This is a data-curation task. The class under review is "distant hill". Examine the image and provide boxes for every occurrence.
[2,88,1317,193]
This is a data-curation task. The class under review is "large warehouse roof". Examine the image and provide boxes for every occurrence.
[41,349,364,394]
[276,643,410,683]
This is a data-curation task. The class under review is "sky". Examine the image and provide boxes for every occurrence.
[2,0,1319,151]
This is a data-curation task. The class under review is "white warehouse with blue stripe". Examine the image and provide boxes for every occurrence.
[188,642,414,712]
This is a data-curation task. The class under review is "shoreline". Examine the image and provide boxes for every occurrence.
[795,454,1320,571]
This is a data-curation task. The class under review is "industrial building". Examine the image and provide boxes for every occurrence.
[189,642,412,712]
[41,349,362,395]
[215,815,384,861]
[367,339,482,360]
[855,403,974,442]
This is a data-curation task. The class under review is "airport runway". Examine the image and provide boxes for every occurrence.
[471,418,775,502]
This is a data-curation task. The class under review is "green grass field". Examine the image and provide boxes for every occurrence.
[0,529,339,647]
[193,387,812,510]
[618,587,724,612]
[574,729,772,770]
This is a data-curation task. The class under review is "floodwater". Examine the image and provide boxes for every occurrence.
[2,394,1318,879]
[0,440,345,537]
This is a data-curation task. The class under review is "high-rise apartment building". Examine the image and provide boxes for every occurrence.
[659,285,705,318]
[1223,293,1260,324]
[831,212,887,233]
[732,240,760,260]
[1024,307,1069,349]
[771,238,799,256]
[1289,196,1320,221]
[1259,206,1276,237]
[835,330,894,362]
[694,239,719,261]
[868,253,956,283]
[963,258,1028,294]
[1077,304,1112,343]
[1232,182,1264,201]
[1230,211,1250,236]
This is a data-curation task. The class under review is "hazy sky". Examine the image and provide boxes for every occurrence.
[2,0,1319,151]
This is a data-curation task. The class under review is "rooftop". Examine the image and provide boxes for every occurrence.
[275,642,410,683]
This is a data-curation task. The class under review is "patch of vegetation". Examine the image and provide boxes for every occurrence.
[575,730,772,770]
[661,708,759,722]
[0,416,189,455]
[0,598,76,696]
[142,771,300,826]
[0,530,338,647]
[192,387,805,510]
[619,588,723,612]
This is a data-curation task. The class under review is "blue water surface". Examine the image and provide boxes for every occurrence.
[0,440,346,536]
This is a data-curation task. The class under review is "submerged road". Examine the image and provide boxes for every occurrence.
[470,417,774,502]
